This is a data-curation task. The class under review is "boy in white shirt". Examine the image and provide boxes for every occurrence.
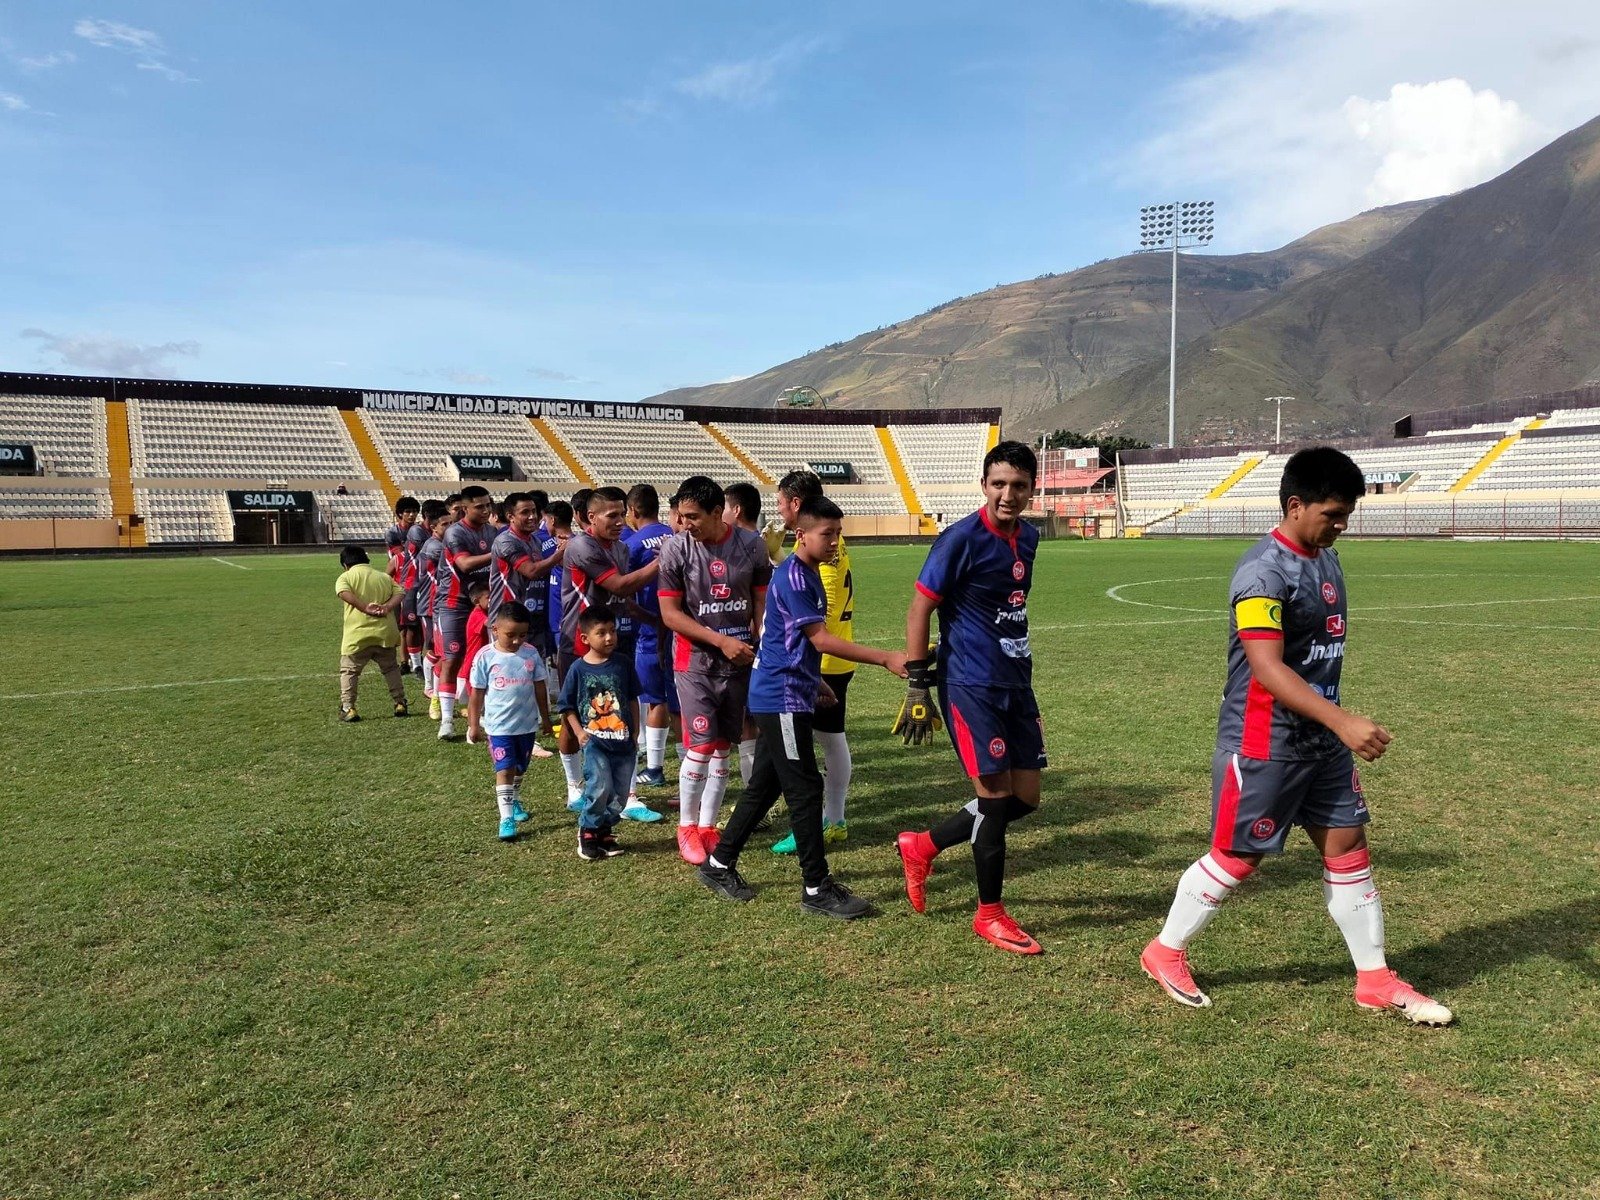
[467,601,548,842]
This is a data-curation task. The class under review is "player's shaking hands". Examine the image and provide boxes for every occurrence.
[893,659,942,746]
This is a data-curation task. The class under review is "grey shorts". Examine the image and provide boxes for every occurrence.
[435,606,471,660]
[1210,747,1369,854]
[675,670,749,752]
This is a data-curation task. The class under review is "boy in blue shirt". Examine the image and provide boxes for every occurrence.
[466,601,546,842]
[696,496,907,919]
[558,606,639,862]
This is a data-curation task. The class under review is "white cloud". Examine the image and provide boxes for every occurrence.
[73,18,163,53]
[1345,80,1534,205]
[674,37,824,106]
[17,51,76,70]
[1,93,28,112]
[1123,0,1600,246]
[136,60,196,84]
[21,328,199,377]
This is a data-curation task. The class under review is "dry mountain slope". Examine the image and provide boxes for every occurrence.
[1041,114,1600,443]
[648,200,1436,422]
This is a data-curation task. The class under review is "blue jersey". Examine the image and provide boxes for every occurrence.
[915,508,1038,691]
[625,520,674,653]
[546,531,564,638]
[748,554,828,714]
[468,644,545,736]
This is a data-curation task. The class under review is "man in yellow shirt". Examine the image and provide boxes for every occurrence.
[767,470,856,851]
[334,545,409,722]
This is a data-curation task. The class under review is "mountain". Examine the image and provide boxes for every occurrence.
[1028,114,1600,443]
[646,200,1438,422]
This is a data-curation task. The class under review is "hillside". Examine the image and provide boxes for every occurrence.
[647,200,1437,421]
[1030,114,1600,443]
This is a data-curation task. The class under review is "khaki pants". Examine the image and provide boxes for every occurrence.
[340,644,406,710]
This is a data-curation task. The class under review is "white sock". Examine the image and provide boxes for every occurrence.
[440,693,455,722]
[456,676,467,702]
[818,731,851,824]
[422,658,435,693]
[679,750,710,826]
[738,738,757,788]
[1323,850,1387,971]
[410,651,423,669]
[495,783,515,820]
[646,725,668,771]
[560,752,583,793]
[511,775,522,805]
[699,750,731,826]
[1157,852,1253,951]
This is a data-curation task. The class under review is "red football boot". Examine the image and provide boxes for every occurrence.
[896,830,936,913]
[973,904,1041,954]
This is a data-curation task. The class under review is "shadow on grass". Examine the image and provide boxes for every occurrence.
[1203,894,1600,990]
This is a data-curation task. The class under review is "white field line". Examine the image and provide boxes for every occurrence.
[212,557,250,570]
[0,673,327,702]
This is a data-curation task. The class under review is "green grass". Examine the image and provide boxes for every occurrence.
[2,539,1598,1199]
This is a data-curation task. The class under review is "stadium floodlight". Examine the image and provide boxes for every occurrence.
[1137,200,1215,447]
[1266,395,1294,444]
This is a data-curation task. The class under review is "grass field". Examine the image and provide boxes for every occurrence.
[3,538,1598,1199]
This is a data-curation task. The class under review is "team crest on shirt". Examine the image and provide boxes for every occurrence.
[1251,817,1277,839]
[710,583,732,600]
[709,560,727,578]
[989,737,1006,759]
[1326,614,1345,637]
[1011,561,1025,581]
[1321,581,1338,605]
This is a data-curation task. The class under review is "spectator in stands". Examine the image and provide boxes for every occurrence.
[334,545,409,723]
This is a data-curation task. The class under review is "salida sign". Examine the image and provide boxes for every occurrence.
[227,490,316,511]
[450,453,514,480]
[0,443,38,474]
[809,461,855,482]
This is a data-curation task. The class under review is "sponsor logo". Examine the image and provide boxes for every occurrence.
[491,675,510,689]
[709,583,732,600]
[988,737,1007,759]
[696,598,749,616]
[1326,614,1345,637]
[1011,560,1025,581]
[1351,768,1364,795]
[709,560,727,579]
[1321,581,1338,605]
[1251,817,1277,840]
[994,608,1027,625]
[1008,590,1025,607]
[1299,641,1346,665]
[999,635,1031,660]
[691,714,710,734]
[1269,602,1283,626]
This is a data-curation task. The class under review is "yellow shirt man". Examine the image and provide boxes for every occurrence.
[335,561,401,655]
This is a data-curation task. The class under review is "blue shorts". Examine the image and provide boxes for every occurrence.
[635,641,679,711]
[1210,747,1368,855]
[488,733,536,775]
[938,684,1047,778]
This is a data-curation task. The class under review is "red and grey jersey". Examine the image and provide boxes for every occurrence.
[401,522,427,589]
[1217,529,1349,761]
[559,531,630,656]
[657,526,772,677]
[384,522,409,574]
[435,520,493,614]
[488,527,536,623]
[418,535,445,615]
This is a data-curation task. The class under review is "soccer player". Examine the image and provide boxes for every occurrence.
[893,441,1048,955]
[723,482,766,787]
[490,491,561,747]
[697,495,907,917]
[384,496,422,673]
[1141,447,1453,1024]
[544,500,573,691]
[415,500,450,714]
[624,484,677,789]
[433,485,496,740]
[658,475,773,864]
[557,486,661,822]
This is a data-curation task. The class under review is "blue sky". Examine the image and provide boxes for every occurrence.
[1,1,1593,398]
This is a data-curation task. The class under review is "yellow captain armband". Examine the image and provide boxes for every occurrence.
[1235,595,1284,634]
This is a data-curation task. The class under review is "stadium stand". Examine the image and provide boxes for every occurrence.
[0,393,109,476]
[0,488,113,518]
[547,415,747,491]
[314,489,393,541]
[711,421,893,486]
[889,422,992,515]
[359,409,576,485]
[128,400,366,478]
[1470,427,1600,491]
[134,488,235,544]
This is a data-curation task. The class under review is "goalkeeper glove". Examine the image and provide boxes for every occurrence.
[892,659,942,746]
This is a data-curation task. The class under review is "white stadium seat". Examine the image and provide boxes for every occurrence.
[0,393,109,476]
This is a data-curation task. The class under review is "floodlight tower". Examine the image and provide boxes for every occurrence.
[1266,395,1294,444]
[1138,200,1215,447]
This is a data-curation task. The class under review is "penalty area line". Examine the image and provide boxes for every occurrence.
[212,557,251,570]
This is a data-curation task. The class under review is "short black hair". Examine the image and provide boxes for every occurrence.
[571,488,594,523]
[777,469,824,501]
[494,600,532,626]
[577,604,617,633]
[674,475,724,513]
[983,440,1038,484]
[394,495,420,517]
[468,579,491,599]
[1280,446,1366,513]
[627,483,659,518]
[493,499,509,523]
[724,481,761,523]
[461,485,491,503]
[547,499,573,527]
[529,489,549,514]
[795,494,843,525]
[420,499,448,523]
[444,492,464,507]
[590,485,627,509]
[504,491,534,515]
[340,545,369,568]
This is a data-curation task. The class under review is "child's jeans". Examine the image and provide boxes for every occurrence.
[580,742,635,830]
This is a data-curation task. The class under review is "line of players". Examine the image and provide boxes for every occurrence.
[383,442,1453,1024]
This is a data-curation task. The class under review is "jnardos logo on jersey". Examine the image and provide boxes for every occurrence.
[696,598,748,616]
[1300,641,1346,665]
